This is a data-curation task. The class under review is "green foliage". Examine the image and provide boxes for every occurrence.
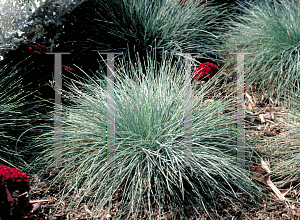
[27,52,263,219]
[222,0,300,105]
[0,0,87,56]
[0,57,34,169]
[20,0,88,49]
[60,0,229,76]
[0,55,55,169]
[266,89,300,188]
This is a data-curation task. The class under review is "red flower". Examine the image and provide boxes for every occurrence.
[193,62,219,83]
[0,165,32,219]
[18,43,50,55]
[62,65,73,72]
[0,165,30,185]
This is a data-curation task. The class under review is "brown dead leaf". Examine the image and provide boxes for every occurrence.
[250,166,269,183]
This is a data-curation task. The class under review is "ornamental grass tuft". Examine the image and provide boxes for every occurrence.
[58,0,228,78]
[264,89,300,189]
[222,0,300,106]
[27,51,263,219]
[0,53,55,170]
[0,57,35,169]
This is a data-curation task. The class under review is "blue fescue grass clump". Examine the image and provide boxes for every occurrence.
[60,0,229,75]
[264,89,300,189]
[222,0,300,105]
[26,52,263,219]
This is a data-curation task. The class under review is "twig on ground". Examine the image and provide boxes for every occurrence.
[273,177,300,189]
[246,92,255,106]
[29,199,52,203]
[260,158,286,201]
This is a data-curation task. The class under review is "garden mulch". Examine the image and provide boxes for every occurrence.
[25,169,300,220]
